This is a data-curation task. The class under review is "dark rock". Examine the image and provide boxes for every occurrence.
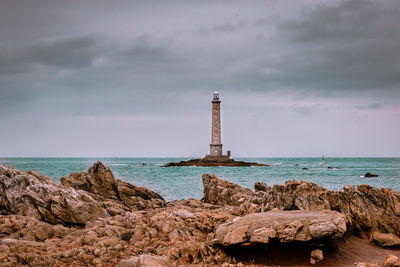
[365,172,379,177]
[302,167,309,170]
[254,182,268,192]
[163,156,269,167]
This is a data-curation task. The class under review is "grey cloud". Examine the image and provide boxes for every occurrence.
[0,35,101,75]
[0,45,30,75]
[293,104,321,116]
[120,35,177,64]
[25,35,100,68]
[270,0,400,91]
[0,0,399,157]
[226,0,400,94]
[197,21,247,35]
[354,103,382,110]
[280,0,400,43]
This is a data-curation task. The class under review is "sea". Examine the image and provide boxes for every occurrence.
[1,158,399,201]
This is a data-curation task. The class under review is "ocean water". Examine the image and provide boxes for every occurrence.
[1,158,399,201]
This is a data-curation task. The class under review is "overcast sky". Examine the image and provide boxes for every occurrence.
[1,0,399,157]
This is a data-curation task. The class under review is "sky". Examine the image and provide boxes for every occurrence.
[0,0,399,157]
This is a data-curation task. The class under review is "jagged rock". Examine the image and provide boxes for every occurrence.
[61,161,165,203]
[373,232,400,247]
[59,162,166,215]
[310,249,323,264]
[212,210,346,246]
[201,174,400,241]
[202,174,254,208]
[254,182,268,192]
[118,255,172,267]
[0,164,107,226]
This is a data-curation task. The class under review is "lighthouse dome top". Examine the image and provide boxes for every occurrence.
[213,92,219,100]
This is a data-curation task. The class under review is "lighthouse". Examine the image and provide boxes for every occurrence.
[208,92,231,159]
[210,92,222,156]
[162,91,268,166]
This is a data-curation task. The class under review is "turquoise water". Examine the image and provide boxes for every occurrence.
[1,158,399,201]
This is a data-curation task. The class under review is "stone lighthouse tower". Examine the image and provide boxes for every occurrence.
[163,91,268,166]
[210,92,222,156]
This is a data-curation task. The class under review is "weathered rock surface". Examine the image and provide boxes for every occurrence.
[0,163,237,266]
[118,254,172,267]
[365,172,379,178]
[61,161,166,214]
[354,262,380,267]
[212,210,346,246]
[0,199,236,266]
[373,232,400,248]
[202,173,400,239]
[0,164,107,226]
[1,164,399,266]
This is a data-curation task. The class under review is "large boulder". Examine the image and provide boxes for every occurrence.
[0,164,107,226]
[201,174,400,240]
[211,210,346,246]
[372,232,400,248]
[61,161,164,202]
[60,161,165,212]
[202,174,254,208]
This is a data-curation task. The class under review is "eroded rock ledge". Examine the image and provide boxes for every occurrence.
[212,210,346,246]
[0,163,399,267]
[202,173,400,239]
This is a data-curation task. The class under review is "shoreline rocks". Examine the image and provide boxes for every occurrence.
[0,164,108,226]
[201,173,400,239]
[0,162,399,266]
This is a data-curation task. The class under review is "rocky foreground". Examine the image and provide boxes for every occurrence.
[1,162,400,266]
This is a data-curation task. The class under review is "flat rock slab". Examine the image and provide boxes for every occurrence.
[212,210,347,246]
[372,232,400,247]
